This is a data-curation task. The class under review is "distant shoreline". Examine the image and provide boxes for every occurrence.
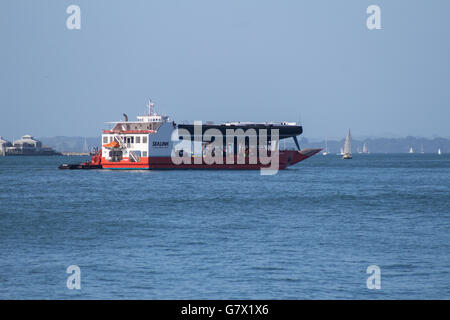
[1,135,449,154]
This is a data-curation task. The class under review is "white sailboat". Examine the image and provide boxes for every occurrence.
[342,129,352,159]
[322,137,329,155]
[438,148,442,155]
[363,143,368,154]
[339,147,344,155]
[420,144,424,154]
[409,147,414,154]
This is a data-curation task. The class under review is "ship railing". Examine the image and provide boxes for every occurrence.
[103,129,157,134]
[114,135,126,148]
[129,151,141,163]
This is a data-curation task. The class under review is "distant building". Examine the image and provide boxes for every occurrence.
[0,136,13,156]
[3,135,60,156]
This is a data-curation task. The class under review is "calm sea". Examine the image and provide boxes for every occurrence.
[0,154,449,299]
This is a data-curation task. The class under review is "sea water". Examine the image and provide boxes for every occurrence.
[0,154,449,299]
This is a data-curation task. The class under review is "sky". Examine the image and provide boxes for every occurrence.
[1,0,450,140]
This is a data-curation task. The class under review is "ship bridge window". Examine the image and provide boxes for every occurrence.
[103,137,108,143]
[143,136,148,144]
[136,136,141,143]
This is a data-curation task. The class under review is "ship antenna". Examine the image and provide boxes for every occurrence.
[147,99,155,116]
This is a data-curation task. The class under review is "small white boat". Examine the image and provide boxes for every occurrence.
[409,147,414,154]
[438,148,442,155]
[342,130,352,159]
[363,143,369,154]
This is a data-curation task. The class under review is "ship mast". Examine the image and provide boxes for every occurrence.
[147,100,155,116]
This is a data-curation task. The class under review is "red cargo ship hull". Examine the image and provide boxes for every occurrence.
[100,149,321,170]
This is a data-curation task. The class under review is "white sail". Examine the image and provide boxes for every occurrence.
[438,148,442,155]
[363,143,368,153]
[342,130,352,159]
[409,147,414,153]
[343,130,352,155]
[322,137,329,155]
